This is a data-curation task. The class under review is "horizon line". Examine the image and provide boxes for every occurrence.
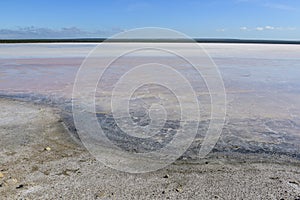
[1,38,300,44]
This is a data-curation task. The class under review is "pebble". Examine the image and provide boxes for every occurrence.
[289,180,299,185]
[5,178,18,185]
[45,147,51,151]
[95,191,105,198]
[16,184,24,189]
[175,187,183,193]
[163,174,169,179]
[0,172,4,178]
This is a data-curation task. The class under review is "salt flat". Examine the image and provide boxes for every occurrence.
[1,43,300,199]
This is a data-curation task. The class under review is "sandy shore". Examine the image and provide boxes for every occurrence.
[0,98,300,199]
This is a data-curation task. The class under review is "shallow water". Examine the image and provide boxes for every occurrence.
[1,43,300,159]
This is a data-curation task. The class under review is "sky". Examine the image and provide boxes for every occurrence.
[0,0,299,40]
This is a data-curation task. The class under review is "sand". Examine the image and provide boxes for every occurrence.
[1,98,300,200]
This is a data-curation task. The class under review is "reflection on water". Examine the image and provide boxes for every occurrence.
[1,43,300,159]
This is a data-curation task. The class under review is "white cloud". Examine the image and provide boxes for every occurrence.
[265,26,275,30]
[287,27,297,31]
[239,26,297,32]
[0,27,124,39]
[275,27,297,31]
[256,27,264,31]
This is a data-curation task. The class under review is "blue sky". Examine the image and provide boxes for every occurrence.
[0,0,299,39]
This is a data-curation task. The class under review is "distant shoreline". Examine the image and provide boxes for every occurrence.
[1,38,300,44]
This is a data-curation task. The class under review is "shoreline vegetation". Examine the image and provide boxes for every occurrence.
[0,38,300,44]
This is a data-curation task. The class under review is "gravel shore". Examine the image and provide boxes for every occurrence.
[1,98,300,199]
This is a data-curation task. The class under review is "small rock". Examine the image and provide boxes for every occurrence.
[0,172,4,178]
[5,151,16,156]
[289,180,299,185]
[5,178,18,185]
[43,170,50,176]
[109,192,114,197]
[95,191,105,198]
[16,184,24,189]
[232,145,240,150]
[175,187,183,193]
[31,166,39,172]
[163,174,169,179]
[45,147,51,151]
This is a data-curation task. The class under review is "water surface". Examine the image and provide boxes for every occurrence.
[1,43,300,159]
